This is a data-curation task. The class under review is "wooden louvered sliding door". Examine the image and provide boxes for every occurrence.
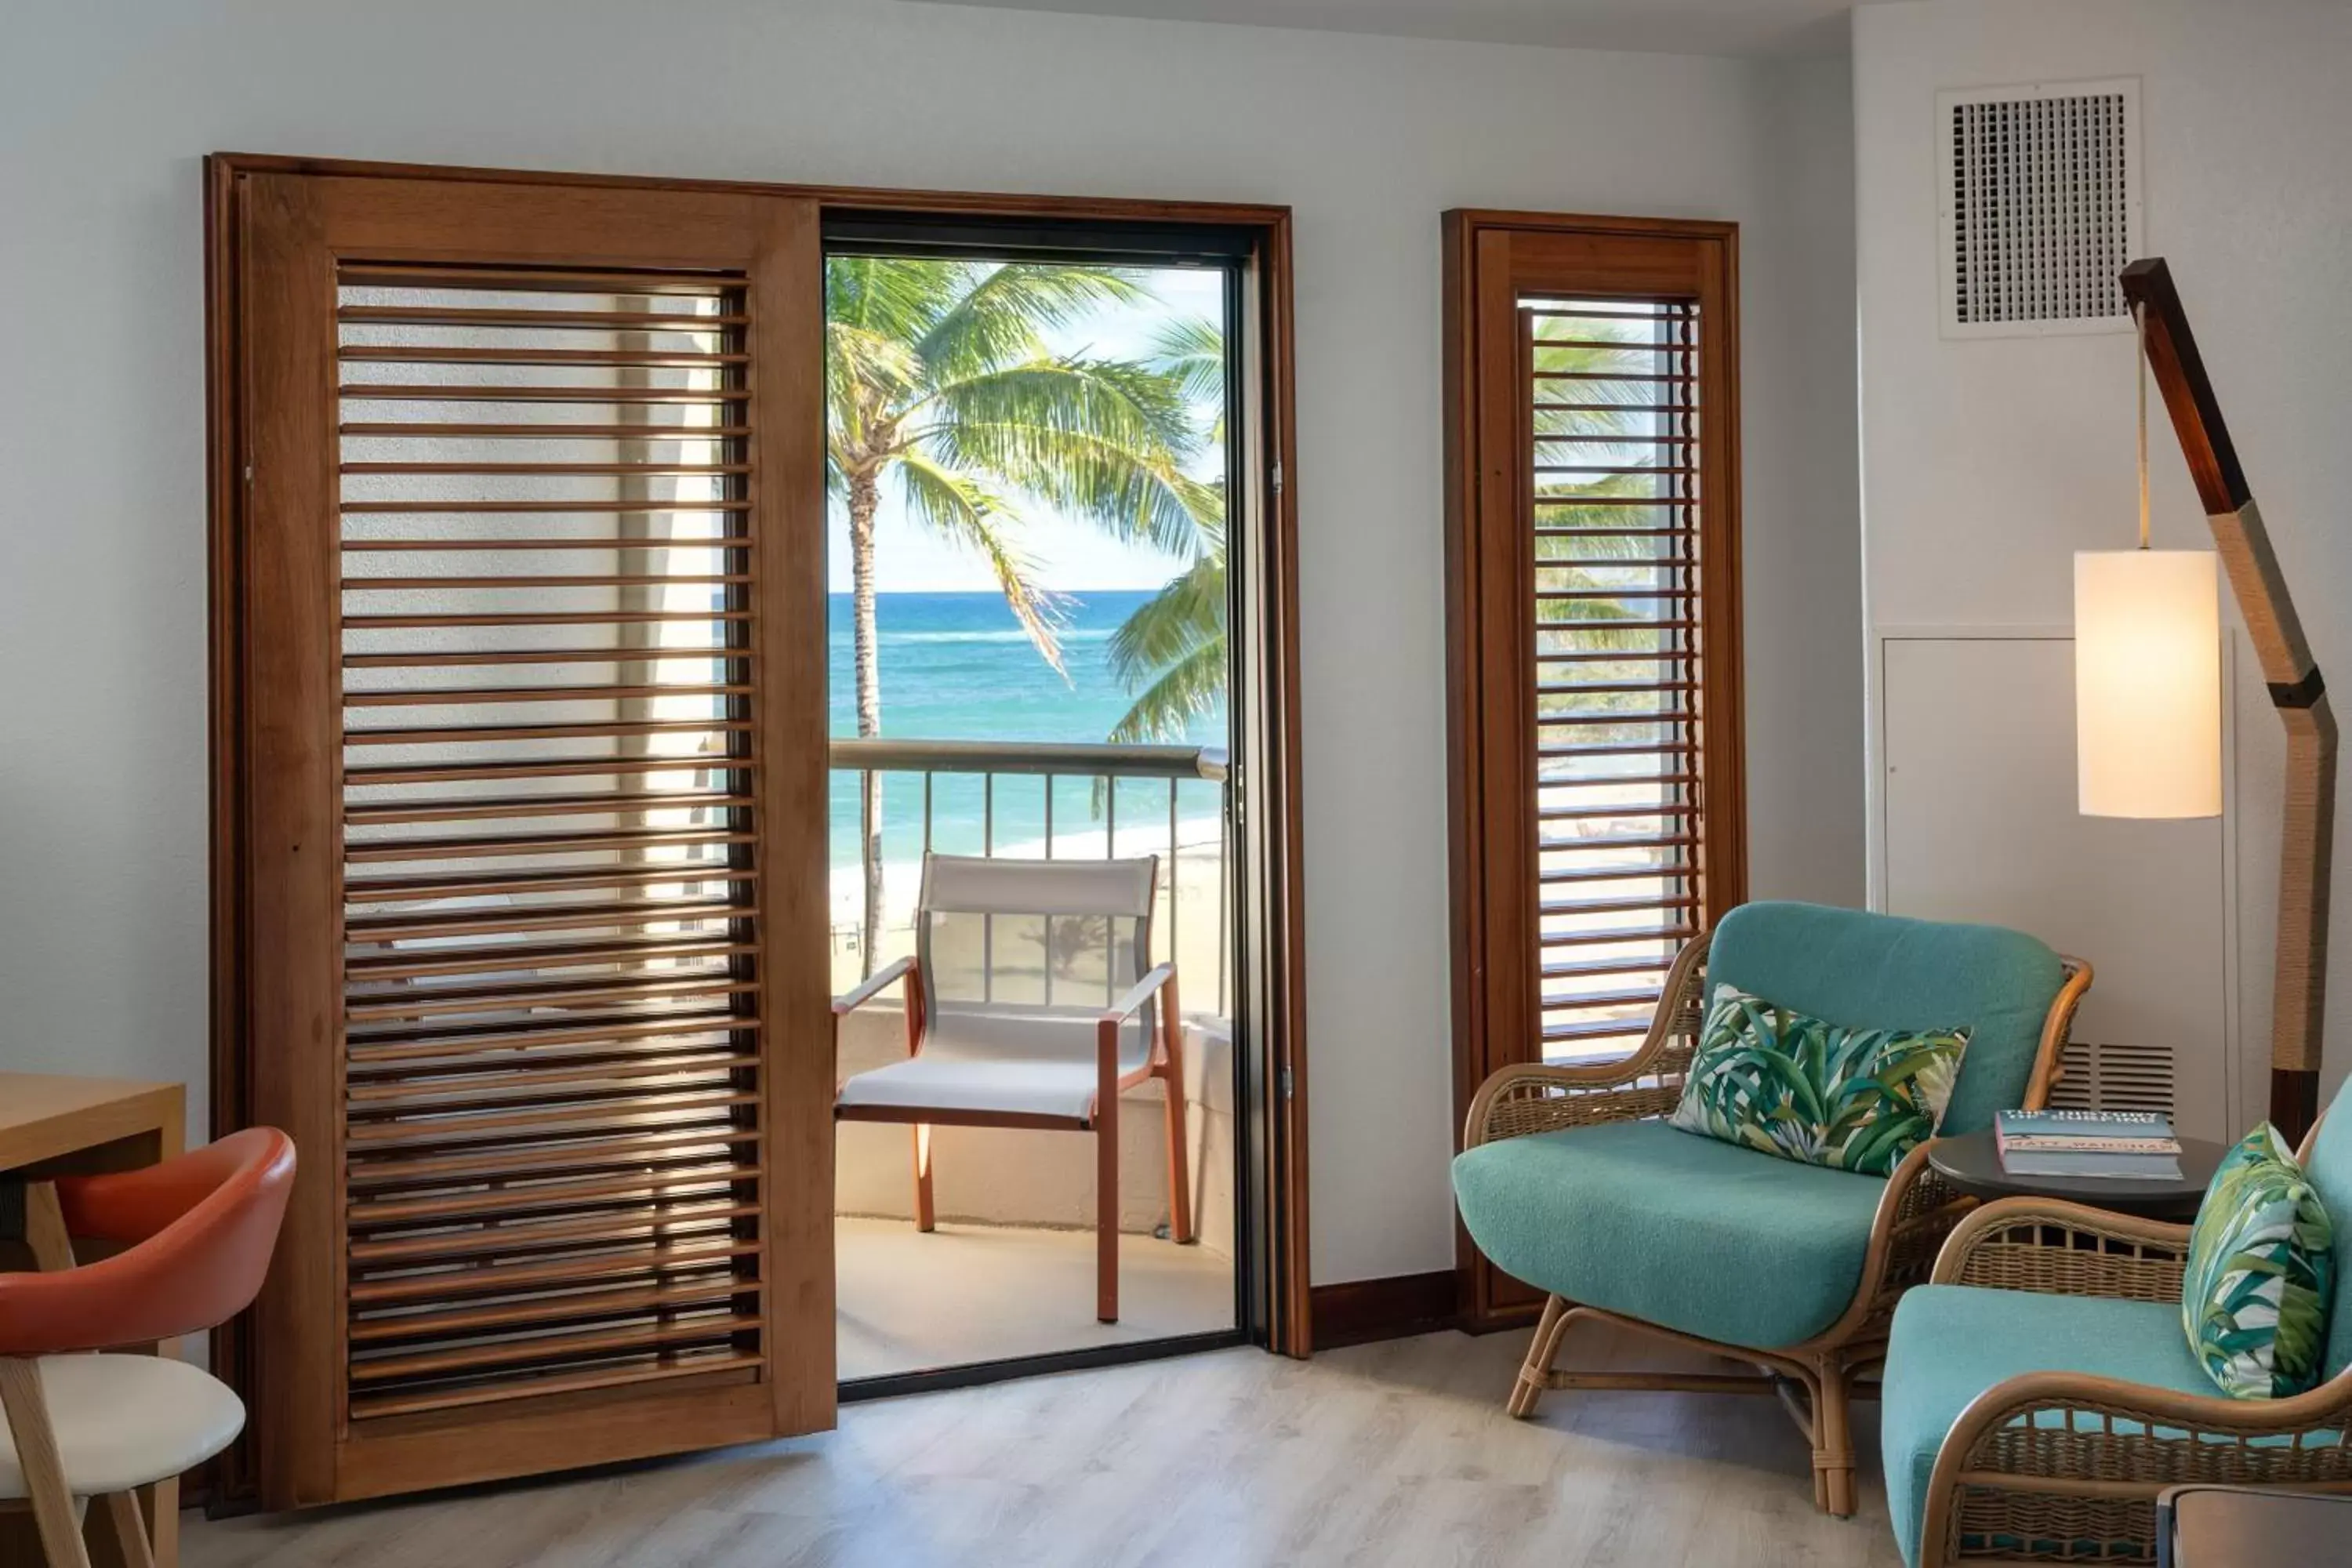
[1444,212,1745,1329]
[211,165,830,1504]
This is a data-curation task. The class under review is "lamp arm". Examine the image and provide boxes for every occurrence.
[2122,256,2335,1142]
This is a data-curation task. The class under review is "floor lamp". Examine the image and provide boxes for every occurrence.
[2078,257,2333,1143]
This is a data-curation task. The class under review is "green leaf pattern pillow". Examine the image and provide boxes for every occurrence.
[2182,1123,2334,1399]
[1668,984,1969,1176]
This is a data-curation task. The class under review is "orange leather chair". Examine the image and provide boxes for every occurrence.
[0,1127,295,1567]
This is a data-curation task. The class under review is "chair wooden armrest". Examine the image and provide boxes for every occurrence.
[1931,1196,2193,1301]
[833,954,916,1018]
[1462,933,1711,1150]
[1100,963,1175,1024]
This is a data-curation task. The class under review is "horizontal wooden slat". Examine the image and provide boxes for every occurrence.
[345,608,751,630]
[345,975,755,1025]
[1530,497,1690,509]
[1538,987,1664,1012]
[1535,711,1689,728]
[343,575,749,590]
[337,306,745,330]
[341,425,752,441]
[340,499,753,515]
[346,789,750,826]
[341,536,752,552]
[346,863,753,905]
[347,1277,756,1343]
[1539,923,1700,949]
[349,1310,761,1385]
[347,1200,757,1265]
[345,1125,760,1191]
[344,645,749,670]
[345,898,750,944]
[1541,892,1701,917]
[1540,834,1697,854]
[1535,802,1694,821]
[343,1036,761,1088]
[1537,741,1698,760]
[1541,1018,1651,1043]
[1537,680,1698,697]
[343,717,750,747]
[339,346,748,368]
[1537,862,1696,886]
[346,1016,755,1069]
[339,263,736,292]
[345,683,752,710]
[347,935,754,982]
[342,463,748,480]
[346,826,750,863]
[345,753,746,789]
[348,1163,759,1229]
[1536,401,1699,415]
[341,383,750,405]
[343,1091,761,1148]
[346,1348,761,1423]
[1542,953,1675,980]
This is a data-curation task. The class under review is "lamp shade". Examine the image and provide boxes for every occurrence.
[2074,549,2222,819]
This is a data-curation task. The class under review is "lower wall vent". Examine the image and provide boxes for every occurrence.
[2048,1039,2177,1119]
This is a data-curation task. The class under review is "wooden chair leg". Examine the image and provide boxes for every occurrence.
[0,1359,92,1568]
[1507,1295,1572,1419]
[1160,992,1195,1245]
[1098,1102,1120,1324]
[99,1494,155,1568]
[911,1123,935,1233]
[1811,1357,1857,1519]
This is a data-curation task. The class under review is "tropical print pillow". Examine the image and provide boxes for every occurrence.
[2182,1123,2335,1399]
[1668,983,1969,1176]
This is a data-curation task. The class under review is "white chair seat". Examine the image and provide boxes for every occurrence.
[839,1051,1122,1120]
[0,1355,245,1499]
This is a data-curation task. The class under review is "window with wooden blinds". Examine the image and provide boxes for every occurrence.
[1446,212,1744,1329]
[213,167,830,1506]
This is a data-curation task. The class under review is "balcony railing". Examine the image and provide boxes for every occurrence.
[828,737,1233,1016]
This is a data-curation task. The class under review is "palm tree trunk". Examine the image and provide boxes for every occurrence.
[849,470,885,978]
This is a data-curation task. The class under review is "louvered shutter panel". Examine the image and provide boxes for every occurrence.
[1524,299,1715,1062]
[1446,214,1744,1327]
[218,170,830,1504]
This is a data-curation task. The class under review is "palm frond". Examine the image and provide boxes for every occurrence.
[913,358,1207,557]
[915,263,1152,387]
[1108,637,1226,745]
[891,448,1069,677]
[1108,546,1225,688]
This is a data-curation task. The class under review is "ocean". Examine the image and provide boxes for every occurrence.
[827,590,1229,873]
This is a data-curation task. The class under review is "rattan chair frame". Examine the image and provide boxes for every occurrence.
[1912,1115,2352,1566]
[1463,929,2095,1517]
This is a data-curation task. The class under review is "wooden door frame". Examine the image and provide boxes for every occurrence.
[1442,209,1747,1334]
[207,154,1311,1509]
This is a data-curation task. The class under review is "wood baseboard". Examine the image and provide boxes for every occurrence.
[1308,1270,1459,1350]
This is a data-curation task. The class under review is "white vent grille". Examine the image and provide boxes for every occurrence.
[1939,79,2141,339]
[2048,1039,2178,1119]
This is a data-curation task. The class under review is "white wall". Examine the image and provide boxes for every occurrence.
[0,0,1862,1287]
[1856,0,2352,1109]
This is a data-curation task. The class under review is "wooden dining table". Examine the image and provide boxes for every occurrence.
[0,1073,188,1568]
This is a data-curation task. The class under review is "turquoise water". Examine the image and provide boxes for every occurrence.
[827,591,1229,871]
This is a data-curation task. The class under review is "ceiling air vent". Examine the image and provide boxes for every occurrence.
[1938,78,2142,339]
[2048,1038,2178,1120]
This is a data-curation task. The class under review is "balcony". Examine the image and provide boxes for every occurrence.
[826,737,1238,1378]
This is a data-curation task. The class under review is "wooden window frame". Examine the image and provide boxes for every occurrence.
[205,154,1312,1512]
[1442,210,1748,1333]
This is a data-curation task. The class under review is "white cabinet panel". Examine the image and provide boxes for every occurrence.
[1880,635,2235,1142]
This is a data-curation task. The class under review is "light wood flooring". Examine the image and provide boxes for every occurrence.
[837,1217,1235,1381]
[183,1328,1899,1567]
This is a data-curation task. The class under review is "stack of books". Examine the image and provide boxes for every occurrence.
[1994,1109,2183,1181]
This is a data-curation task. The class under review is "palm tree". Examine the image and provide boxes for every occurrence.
[827,257,1205,972]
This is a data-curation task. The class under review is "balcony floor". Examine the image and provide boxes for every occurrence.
[837,1215,1236,1382]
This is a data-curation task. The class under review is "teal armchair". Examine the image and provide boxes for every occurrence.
[1453,902,2091,1516]
[1885,1103,2352,1566]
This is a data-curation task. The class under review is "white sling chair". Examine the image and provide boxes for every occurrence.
[833,852,1195,1323]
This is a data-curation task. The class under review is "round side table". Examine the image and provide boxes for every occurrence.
[1926,1129,2227,1221]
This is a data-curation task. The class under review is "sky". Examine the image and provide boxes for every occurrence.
[826,263,1226,596]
